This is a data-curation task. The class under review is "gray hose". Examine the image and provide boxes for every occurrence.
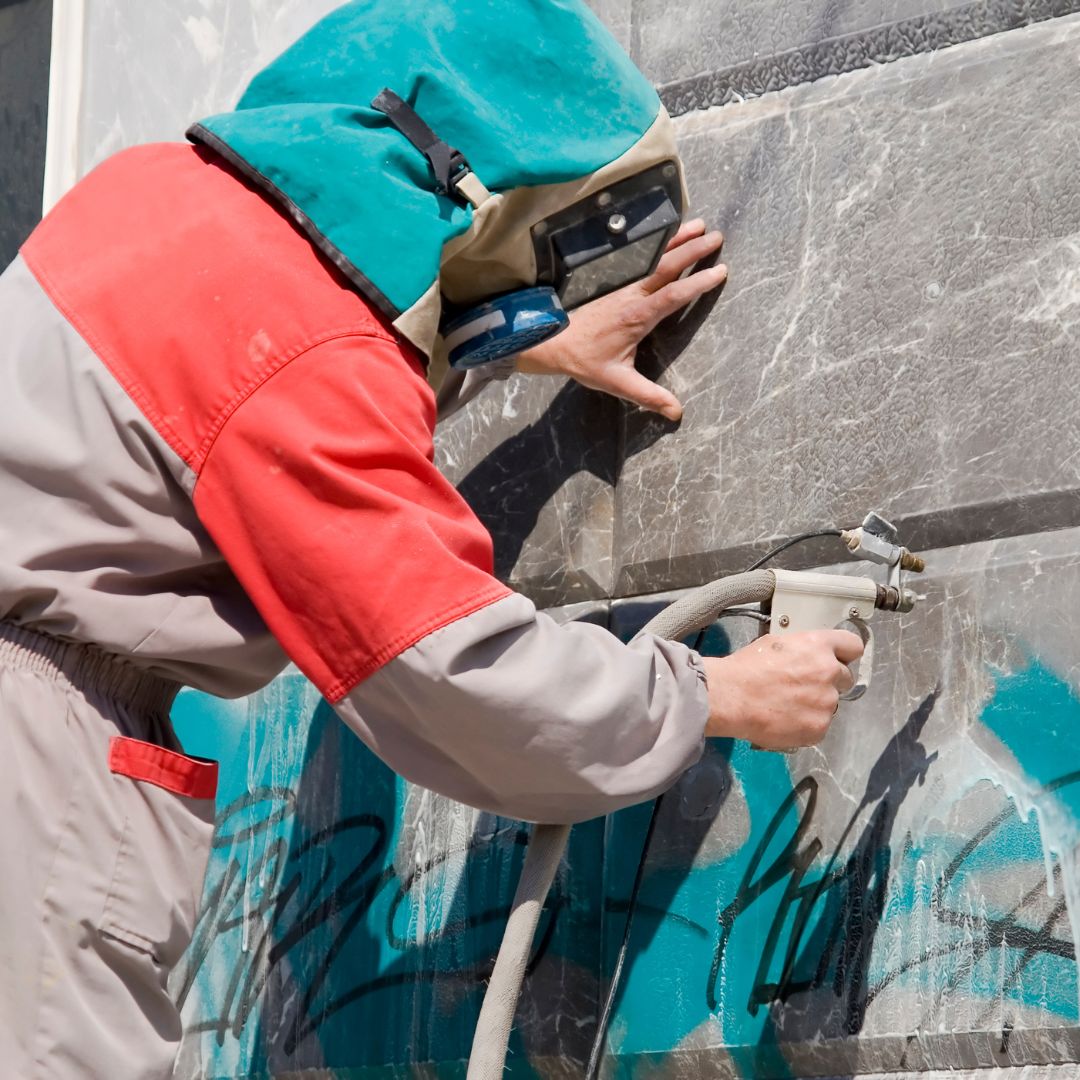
[466,822,570,1080]
[466,571,777,1079]
[636,569,775,641]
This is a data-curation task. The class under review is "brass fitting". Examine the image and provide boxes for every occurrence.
[899,550,925,573]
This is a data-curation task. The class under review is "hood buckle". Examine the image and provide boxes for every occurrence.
[372,88,490,208]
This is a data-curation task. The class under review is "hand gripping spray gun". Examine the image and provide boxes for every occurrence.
[466,513,925,1080]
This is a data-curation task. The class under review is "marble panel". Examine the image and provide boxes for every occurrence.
[436,375,619,608]
[601,525,1080,1076]
[614,15,1080,599]
[0,0,51,268]
[584,0,633,54]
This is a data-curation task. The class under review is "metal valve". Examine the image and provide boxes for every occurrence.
[841,511,926,584]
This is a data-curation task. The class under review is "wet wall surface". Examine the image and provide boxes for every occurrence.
[50,0,1080,1075]
[601,530,1080,1077]
[0,0,51,269]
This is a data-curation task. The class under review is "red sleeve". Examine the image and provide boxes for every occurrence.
[192,333,511,701]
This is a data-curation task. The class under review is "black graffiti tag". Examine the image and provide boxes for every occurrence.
[174,790,560,1055]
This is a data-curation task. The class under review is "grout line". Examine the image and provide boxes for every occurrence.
[659,0,1080,115]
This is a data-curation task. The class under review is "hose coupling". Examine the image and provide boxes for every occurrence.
[874,584,916,613]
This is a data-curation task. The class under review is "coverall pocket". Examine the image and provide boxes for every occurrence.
[100,738,217,970]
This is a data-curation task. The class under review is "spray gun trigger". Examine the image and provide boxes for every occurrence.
[838,618,873,700]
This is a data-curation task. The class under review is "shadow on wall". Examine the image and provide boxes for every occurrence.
[456,250,725,582]
[749,694,940,1048]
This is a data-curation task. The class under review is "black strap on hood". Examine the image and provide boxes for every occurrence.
[371,88,474,203]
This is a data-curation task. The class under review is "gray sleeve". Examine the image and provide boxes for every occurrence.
[333,592,708,823]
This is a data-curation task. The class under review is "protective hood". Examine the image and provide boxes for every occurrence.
[187,0,685,378]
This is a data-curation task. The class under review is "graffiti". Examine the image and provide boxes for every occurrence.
[710,691,939,1026]
[707,686,1077,1041]
[171,649,1080,1077]
[869,797,1076,1015]
[174,786,555,1057]
[606,665,1080,1073]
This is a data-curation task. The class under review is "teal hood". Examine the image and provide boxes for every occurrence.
[188,0,683,364]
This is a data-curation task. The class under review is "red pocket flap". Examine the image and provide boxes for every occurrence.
[108,736,218,800]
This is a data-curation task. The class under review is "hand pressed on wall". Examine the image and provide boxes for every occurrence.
[515,219,727,421]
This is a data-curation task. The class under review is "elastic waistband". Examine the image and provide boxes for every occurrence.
[0,621,179,717]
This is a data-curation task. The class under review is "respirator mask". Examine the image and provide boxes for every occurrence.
[440,159,684,369]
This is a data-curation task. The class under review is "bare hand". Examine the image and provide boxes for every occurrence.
[700,630,865,750]
[514,219,727,421]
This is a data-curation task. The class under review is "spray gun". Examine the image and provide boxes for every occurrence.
[766,511,924,701]
[467,513,926,1080]
[641,510,925,709]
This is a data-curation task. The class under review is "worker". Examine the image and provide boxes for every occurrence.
[0,1,862,1076]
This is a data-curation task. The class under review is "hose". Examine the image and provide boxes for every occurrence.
[631,569,775,642]
[466,570,777,1079]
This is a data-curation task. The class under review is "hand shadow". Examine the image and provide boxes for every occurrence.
[454,250,727,583]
